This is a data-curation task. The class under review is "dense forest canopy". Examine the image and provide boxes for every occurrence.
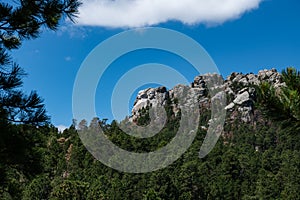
[0,66,299,199]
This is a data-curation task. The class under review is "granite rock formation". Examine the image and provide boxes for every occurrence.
[130,69,285,124]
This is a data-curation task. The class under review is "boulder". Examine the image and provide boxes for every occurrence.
[225,102,235,110]
[233,91,250,105]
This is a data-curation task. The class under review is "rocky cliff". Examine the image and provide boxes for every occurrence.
[130,69,286,124]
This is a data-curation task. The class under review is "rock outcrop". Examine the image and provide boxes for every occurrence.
[131,86,169,122]
[130,68,285,124]
[223,68,285,122]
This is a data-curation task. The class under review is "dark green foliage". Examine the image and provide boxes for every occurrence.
[0,0,81,125]
[257,67,300,127]
[0,62,49,124]
[1,80,300,199]
[23,175,51,200]
[0,0,81,43]
[50,179,89,200]
[0,1,81,199]
[137,106,151,126]
[0,68,299,199]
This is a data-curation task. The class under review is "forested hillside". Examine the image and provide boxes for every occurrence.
[1,68,300,199]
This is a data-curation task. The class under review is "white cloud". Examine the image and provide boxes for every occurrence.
[57,125,68,132]
[57,24,90,38]
[65,56,72,61]
[77,0,263,28]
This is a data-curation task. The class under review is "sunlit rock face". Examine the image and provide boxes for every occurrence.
[131,87,169,122]
[223,68,285,122]
[130,69,285,124]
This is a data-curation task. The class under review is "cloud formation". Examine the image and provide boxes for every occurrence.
[57,125,68,132]
[65,56,72,61]
[77,0,263,28]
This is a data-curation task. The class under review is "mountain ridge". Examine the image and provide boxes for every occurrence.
[130,68,286,124]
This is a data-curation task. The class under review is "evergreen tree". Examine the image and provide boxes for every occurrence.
[258,67,300,127]
[0,0,81,125]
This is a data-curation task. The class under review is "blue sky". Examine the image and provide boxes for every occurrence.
[10,0,300,128]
